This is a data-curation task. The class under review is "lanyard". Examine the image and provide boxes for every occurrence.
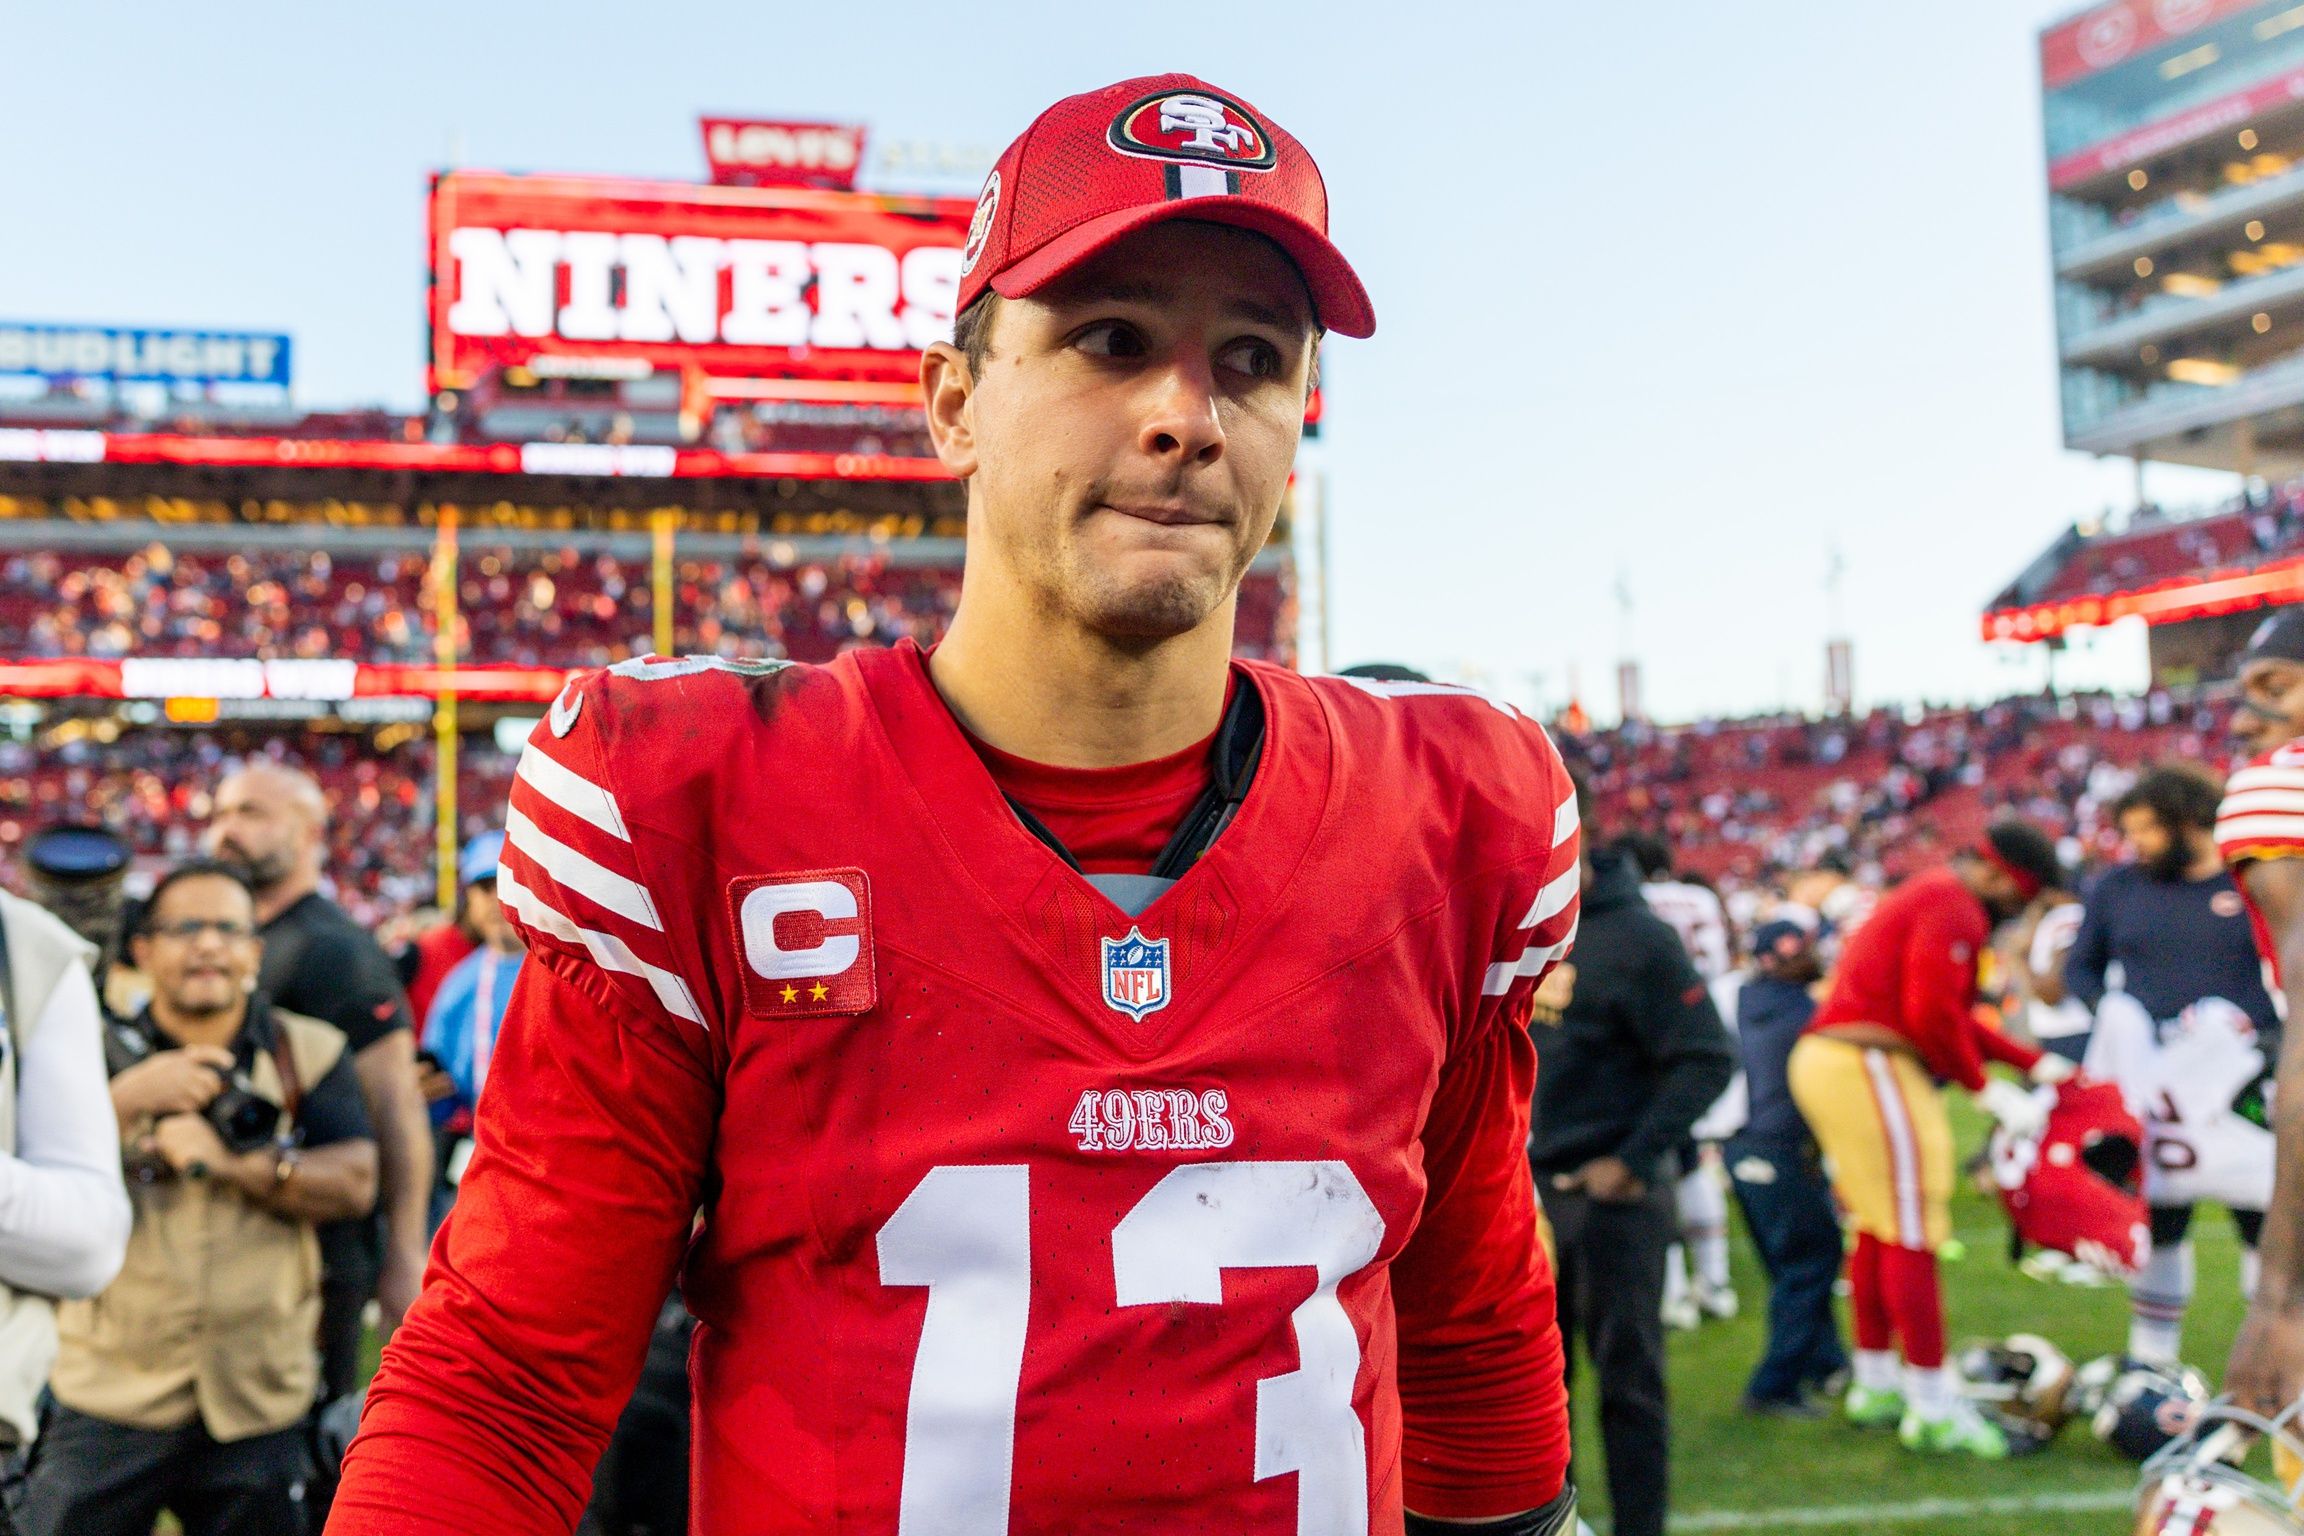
[472,950,502,1099]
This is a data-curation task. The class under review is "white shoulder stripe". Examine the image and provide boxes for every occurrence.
[516,740,630,842]
[505,806,663,931]
[1553,791,1579,849]
[2226,765,2304,797]
[1522,863,1581,929]
[497,870,705,1027]
[2220,788,2304,820]
[2218,813,2304,844]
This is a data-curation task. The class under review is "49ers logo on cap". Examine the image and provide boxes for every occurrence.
[960,171,1000,278]
[1107,88,1278,171]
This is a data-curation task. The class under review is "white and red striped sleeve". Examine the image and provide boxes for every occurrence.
[2218,744,2304,870]
[1476,757,1583,1017]
[496,674,712,1041]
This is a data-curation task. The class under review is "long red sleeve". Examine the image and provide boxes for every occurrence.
[1898,894,1991,1091]
[1391,1001,1570,1519]
[327,955,718,1535]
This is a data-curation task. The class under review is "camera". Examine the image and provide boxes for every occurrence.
[101,1019,280,1155]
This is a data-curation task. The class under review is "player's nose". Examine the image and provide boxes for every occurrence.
[1136,352,1224,469]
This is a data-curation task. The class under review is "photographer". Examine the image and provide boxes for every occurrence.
[18,861,376,1536]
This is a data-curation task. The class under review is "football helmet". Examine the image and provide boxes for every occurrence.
[1988,1076,2150,1277]
[2095,1361,2216,1463]
[2134,1401,2304,1535]
[1956,1333,2077,1450]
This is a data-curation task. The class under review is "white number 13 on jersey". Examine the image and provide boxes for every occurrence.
[875,1160,1384,1536]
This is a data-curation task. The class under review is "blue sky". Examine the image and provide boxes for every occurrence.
[0,0,2229,721]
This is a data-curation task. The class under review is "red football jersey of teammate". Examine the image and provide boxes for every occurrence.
[1808,867,2041,1091]
[2217,741,2304,986]
[333,641,1581,1535]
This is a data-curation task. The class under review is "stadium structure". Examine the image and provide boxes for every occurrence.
[0,124,1306,915]
[1991,0,2304,685]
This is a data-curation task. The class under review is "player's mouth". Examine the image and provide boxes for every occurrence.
[1099,502,1228,528]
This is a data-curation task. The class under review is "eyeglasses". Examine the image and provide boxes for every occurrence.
[148,919,256,943]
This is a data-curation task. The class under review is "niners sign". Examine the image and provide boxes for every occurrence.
[427,172,975,394]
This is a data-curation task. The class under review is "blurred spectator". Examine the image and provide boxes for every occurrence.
[1723,918,1848,1418]
[21,824,143,1020]
[1530,838,1736,1536]
[204,765,431,1406]
[0,884,132,1482]
[23,862,374,1536]
[416,834,519,1231]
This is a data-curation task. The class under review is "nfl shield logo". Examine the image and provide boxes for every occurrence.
[1101,927,1171,1023]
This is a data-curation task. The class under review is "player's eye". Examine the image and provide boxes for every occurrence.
[1217,337,1285,379]
[1073,321,1148,360]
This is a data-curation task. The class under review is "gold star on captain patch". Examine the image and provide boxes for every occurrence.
[780,985,799,1004]
[810,982,830,1001]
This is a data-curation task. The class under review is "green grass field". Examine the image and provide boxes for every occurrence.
[1576,1100,2253,1535]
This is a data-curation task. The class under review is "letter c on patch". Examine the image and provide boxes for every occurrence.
[740,879,860,980]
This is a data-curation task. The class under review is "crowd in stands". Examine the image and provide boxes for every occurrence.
[0,541,1300,669]
[1995,478,2304,610]
[1570,689,2231,891]
[0,684,2228,934]
[0,727,515,927]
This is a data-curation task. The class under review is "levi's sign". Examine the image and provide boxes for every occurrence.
[427,172,974,394]
[701,117,867,190]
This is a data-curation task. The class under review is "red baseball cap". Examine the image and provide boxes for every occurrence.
[957,74,1374,339]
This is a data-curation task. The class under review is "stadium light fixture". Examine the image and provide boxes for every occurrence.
[2255,4,2304,40]
[2136,256,2156,277]
[2161,43,2221,80]
[2248,220,2268,241]
[2129,168,2151,191]
[2256,312,2275,333]
[2168,357,2240,384]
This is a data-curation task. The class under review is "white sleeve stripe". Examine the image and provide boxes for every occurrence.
[2226,766,2304,796]
[1553,792,1579,848]
[516,740,630,842]
[2218,813,2304,842]
[505,806,664,932]
[1521,863,1580,929]
[498,870,705,1027]
[2211,801,2304,824]
[1482,919,1580,996]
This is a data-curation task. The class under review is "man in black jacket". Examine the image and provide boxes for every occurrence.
[1530,835,1736,1536]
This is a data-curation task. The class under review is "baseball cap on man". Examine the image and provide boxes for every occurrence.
[458,831,506,889]
[957,74,1375,338]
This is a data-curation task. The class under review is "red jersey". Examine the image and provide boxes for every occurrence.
[2216,741,2304,986]
[1809,867,2040,1091]
[332,643,1581,1535]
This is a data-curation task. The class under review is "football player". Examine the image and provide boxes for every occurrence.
[328,76,1585,1536]
[1787,823,2071,1458]
[2213,609,2304,1422]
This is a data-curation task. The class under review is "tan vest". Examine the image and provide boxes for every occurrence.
[52,1004,346,1442]
[0,894,100,1448]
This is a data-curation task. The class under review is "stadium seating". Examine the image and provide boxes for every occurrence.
[0,542,1294,669]
[0,727,517,928]
[1570,691,2230,887]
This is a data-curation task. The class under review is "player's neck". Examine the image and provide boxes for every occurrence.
[930,601,1233,769]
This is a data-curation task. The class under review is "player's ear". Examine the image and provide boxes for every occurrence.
[921,342,979,479]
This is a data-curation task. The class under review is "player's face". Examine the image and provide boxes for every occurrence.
[947,222,1316,642]
[2236,657,2304,756]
